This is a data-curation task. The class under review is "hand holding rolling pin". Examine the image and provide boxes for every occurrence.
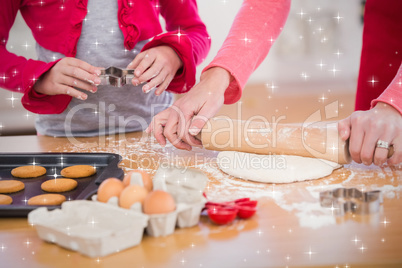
[338,102,401,166]
[149,102,399,166]
[146,67,230,150]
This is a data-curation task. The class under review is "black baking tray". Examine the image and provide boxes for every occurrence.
[0,153,124,217]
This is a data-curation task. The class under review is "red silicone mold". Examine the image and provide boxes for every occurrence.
[204,198,258,225]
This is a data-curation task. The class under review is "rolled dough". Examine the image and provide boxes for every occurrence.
[217,151,341,183]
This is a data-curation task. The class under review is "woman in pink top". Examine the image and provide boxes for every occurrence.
[337,0,402,166]
[147,0,291,145]
[148,0,402,166]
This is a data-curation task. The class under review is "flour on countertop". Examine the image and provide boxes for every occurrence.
[196,160,402,229]
[192,160,285,202]
[279,201,336,229]
[55,136,402,230]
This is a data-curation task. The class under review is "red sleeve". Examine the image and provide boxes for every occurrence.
[0,2,71,114]
[371,62,402,114]
[140,0,210,94]
[202,0,291,104]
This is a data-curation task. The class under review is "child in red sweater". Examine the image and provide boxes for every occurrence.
[0,0,210,136]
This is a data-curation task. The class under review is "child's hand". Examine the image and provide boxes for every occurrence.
[147,67,230,151]
[127,46,183,95]
[33,57,102,100]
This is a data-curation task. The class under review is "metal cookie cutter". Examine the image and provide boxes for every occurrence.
[99,67,136,87]
[320,188,382,215]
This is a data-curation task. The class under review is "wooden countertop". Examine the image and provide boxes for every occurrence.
[0,133,401,268]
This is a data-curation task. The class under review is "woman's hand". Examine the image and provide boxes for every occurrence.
[147,67,232,150]
[338,102,402,166]
[33,57,101,100]
[127,46,183,96]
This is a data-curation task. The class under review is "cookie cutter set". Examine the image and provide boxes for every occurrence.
[320,188,382,215]
[28,166,208,258]
[99,67,139,87]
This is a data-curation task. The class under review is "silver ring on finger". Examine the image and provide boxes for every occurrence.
[376,140,390,150]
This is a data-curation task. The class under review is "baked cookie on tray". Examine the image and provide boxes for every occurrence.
[0,180,25,194]
[11,165,47,178]
[61,165,96,178]
[28,194,66,206]
[41,178,78,193]
[0,194,13,205]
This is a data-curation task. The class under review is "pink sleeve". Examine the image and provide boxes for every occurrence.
[0,2,70,114]
[141,0,210,94]
[371,62,402,114]
[202,0,291,104]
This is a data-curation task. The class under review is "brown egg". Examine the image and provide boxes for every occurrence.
[119,185,148,209]
[123,170,153,192]
[143,190,176,214]
[97,178,125,203]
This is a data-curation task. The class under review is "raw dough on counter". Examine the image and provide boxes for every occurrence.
[217,151,341,183]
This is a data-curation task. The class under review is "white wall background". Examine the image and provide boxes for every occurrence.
[196,0,363,85]
[0,0,363,135]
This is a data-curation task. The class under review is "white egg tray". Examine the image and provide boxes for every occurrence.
[28,166,208,257]
[149,165,208,233]
[92,165,208,237]
[91,194,206,238]
[28,200,148,258]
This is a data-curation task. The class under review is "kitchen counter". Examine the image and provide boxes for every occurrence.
[0,133,401,268]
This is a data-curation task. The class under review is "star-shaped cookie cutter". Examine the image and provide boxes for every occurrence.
[99,67,138,87]
[320,188,382,215]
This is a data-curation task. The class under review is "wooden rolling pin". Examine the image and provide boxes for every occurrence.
[200,117,393,165]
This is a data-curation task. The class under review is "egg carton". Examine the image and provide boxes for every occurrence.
[28,166,208,257]
[91,194,206,238]
[27,200,148,258]
[92,165,207,237]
